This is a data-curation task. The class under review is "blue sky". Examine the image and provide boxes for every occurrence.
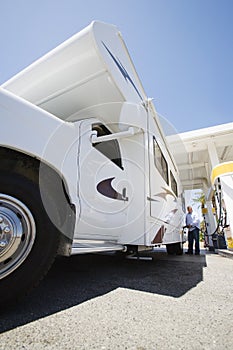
[0,0,232,133]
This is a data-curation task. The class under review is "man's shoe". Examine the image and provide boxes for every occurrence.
[185,252,193,255]
[195,252,200,255]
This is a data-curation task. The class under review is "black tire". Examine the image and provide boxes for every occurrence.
[166,242,183,255]
[166,243,175,255]
[0,172,60,307]
[174,242,183,255]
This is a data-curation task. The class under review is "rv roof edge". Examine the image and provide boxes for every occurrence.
[2,21,147,121]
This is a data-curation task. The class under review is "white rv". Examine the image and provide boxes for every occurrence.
[0,21,184,304]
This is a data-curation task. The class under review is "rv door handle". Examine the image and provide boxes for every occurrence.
[122,187,128,201]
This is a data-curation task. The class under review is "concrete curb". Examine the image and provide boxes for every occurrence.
[216,249,233,259]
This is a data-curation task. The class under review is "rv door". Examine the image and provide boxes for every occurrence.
[76,120,128,241]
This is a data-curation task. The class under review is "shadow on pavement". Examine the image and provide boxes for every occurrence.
[0,249,207,332]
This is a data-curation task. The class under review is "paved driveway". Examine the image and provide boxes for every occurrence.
[0,248,232,349]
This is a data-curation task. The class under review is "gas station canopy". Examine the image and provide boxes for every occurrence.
[168,121,233,250]
[168,122,233,191]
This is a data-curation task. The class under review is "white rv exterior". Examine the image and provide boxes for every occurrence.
[0,21,184,304]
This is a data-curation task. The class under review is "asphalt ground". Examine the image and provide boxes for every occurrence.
[0,247,233,350]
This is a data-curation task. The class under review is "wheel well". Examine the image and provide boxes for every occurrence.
[0,147,40,183]
[0,147,75,255]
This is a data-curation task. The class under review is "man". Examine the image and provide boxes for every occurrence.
[185,206,200,255]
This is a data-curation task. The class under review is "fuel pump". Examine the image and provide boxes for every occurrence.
[203,179,227,251]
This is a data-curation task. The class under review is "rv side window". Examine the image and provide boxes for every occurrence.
[92,124,123,170]
[170,171,178,196]
[153,137,168,184]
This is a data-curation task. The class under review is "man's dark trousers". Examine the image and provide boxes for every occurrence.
[187,227,200,254]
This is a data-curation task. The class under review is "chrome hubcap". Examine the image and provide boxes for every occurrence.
[0,194,36,279]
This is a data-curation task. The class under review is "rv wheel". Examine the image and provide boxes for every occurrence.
[166,242,183,255]
[0,172,60,307]
[166,243,175,255]
[174,242,183,255]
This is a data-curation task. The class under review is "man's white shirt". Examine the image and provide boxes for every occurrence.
[186,212,200,231]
